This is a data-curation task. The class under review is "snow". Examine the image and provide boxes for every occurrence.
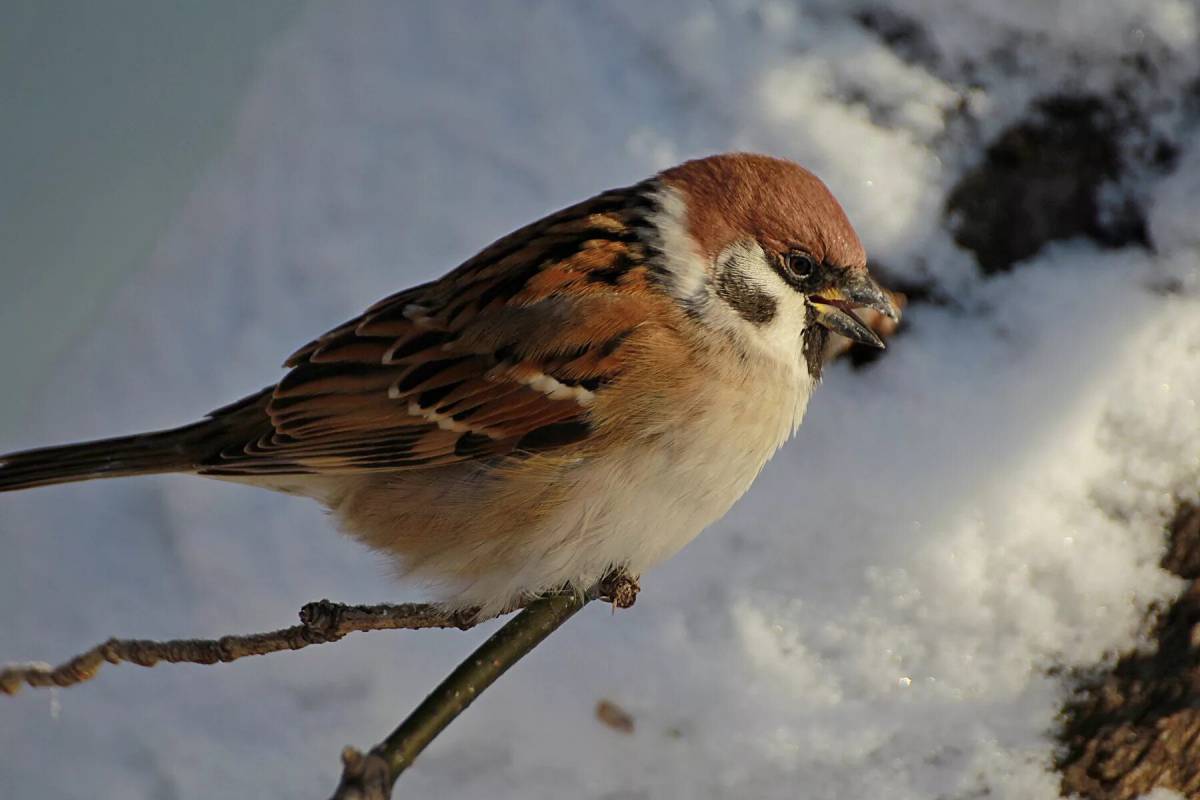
[3,1,1199,798]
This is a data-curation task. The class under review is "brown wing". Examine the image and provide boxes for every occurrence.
[198,185,659,477]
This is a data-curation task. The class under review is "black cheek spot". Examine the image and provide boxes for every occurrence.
[715,264,777,325]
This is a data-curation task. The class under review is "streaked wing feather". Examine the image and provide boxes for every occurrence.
[197,186,657,476]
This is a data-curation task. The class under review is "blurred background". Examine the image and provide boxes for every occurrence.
[0,1,299,439]
[2,2,1198,798]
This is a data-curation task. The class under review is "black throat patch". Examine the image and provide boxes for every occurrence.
[714,262,777,325]
[802,304,828,380]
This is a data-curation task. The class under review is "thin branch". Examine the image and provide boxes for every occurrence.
[1,572,639,800]
[0,600,490,695]
[329,573,638,800]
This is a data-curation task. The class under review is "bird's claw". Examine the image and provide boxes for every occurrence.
[598,570,640,610]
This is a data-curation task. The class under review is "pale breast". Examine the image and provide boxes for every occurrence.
[323,340,814,614]
[572,352,814,577]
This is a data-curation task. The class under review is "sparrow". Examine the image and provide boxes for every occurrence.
[0,153,897,614]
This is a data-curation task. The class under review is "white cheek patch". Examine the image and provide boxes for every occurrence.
[644,186,809,365]
[714,243,780,325]
[709,241,810,360]
[645,185,708,308]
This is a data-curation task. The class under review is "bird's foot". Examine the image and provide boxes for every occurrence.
[598,569,640,610]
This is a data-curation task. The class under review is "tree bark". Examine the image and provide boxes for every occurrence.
[1058,503,1200,799]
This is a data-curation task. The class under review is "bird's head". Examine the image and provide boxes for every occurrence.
[648,153,898,377]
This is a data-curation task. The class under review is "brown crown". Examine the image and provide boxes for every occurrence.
[659,153,866,270]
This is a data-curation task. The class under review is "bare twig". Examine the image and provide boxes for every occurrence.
[329,572,639,799]
[2,572,639,800]
[0,600,490,695]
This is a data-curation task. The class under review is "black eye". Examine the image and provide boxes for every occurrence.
[785,251,816,279]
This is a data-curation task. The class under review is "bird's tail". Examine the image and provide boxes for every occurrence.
[0,426,207,492]
[0,388,275,492]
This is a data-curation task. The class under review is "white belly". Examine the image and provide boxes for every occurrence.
[311,349,816,614]
[446,357,815,612]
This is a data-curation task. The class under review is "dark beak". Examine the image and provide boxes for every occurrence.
[808,272,900,349]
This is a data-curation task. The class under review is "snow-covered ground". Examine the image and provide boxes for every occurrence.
[3,2,1199,798]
